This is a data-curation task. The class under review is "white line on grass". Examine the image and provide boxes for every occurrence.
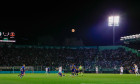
[81,82,139,84]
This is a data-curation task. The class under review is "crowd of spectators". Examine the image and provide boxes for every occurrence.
[96,48,140,70]
[0,46,140,71]
[0,46,97,69]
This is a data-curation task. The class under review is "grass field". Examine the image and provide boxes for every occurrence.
[0,73,140,84]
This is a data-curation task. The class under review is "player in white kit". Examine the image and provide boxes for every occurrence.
[57,66,64,77]
[134,64,139,76]
[45,67,48,74]
[96,66,98,74]
[59,66,62,73]
[120,66,123,75]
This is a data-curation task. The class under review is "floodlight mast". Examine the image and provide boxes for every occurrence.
[108,16,119,45]
[113,25,115,45]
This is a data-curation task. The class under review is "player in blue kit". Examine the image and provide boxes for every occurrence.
[71,64,76,77]
[132,67,135,73]
[18,64,25,78]
[75,67,79,76]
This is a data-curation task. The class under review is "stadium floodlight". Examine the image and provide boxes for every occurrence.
[126,36,129,40]
[135,34,139,38]
[138,34,140,38]
[108,15,120,45]
[120,37,125,41]
[120,37,124,39]
[120,38,123,41]
[124,37,127,40]
[132,35,136,39]
[121,34,140,42]
[108,16,119,26]
[129,36,133,39]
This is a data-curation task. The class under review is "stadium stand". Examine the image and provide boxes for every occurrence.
[0,45,140,73]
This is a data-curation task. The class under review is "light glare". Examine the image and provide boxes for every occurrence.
[108,16,120,26]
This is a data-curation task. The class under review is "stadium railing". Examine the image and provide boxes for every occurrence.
[0,66,64,74]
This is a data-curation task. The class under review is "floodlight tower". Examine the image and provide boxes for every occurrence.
[108,15,120,45]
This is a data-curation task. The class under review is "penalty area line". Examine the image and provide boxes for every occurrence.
[80,82,139,84]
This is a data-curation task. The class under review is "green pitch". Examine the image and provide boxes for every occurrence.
[0,73,140,84]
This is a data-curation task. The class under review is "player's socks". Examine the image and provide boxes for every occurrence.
[20,75,23,78]
[20,76,22,78]
[136,72,139,76]
[18,74,21,77]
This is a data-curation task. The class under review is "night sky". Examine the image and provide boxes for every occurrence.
[0,0,140,46]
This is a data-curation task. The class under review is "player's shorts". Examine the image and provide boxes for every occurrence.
[58,72,62,76]
[79,70,82,72]
[59,70,62,73]
[21,71,24,74]
[74,69,76,72]
[135,69,138,72]
[76,70,78,73]
[48,69,50,72]
[121,70,123,72]
[132,70,135,72]
[72,69,75,72]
